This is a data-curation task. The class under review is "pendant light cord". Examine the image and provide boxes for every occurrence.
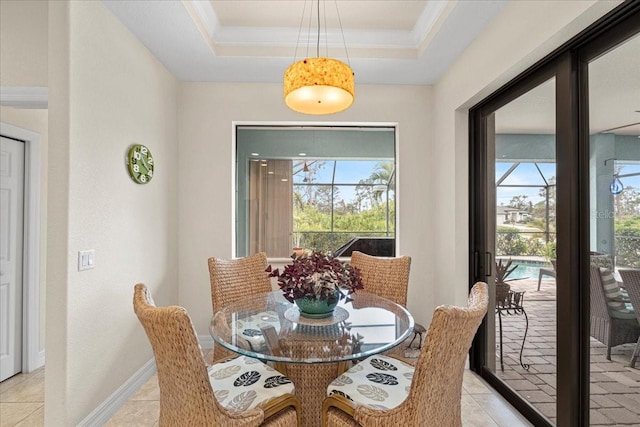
[293,0,351,65]
[293,1,308,63]
[316,0,320,57]
[334,0,351,66]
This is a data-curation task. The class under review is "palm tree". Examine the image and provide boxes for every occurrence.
[369,161,395,205]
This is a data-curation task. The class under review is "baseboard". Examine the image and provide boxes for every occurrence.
[199,334,215,349]
[78,358,156,427]
[38,350,45,368]
[80,337,213,425]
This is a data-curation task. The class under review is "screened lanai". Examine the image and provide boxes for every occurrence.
[235,126,396,258]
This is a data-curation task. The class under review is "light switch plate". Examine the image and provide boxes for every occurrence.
[78,250,95,271]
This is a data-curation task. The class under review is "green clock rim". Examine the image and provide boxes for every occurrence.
[127,144,154,184]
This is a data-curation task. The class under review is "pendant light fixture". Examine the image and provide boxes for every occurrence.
[284,0,354,115]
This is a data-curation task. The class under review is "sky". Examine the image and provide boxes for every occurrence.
[291,159,640,208]
[496,162,640,207]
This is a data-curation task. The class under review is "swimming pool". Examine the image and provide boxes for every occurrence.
[506,261,549,280]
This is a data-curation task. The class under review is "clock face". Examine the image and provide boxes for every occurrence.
[127,144,154,184]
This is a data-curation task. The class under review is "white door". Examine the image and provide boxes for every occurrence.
[0,136,25,382]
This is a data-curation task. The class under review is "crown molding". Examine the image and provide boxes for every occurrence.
[182,0,448,59]
[0,87,48,109]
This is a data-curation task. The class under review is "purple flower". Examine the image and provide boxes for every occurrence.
[267,251,364,304]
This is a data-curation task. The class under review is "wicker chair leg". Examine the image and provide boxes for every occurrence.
[631,337,640,368]
[606,324,612,361]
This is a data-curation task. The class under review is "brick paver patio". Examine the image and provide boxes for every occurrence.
[495,277,640,425]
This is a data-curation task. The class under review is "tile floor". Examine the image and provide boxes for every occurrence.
[0,348,531,427]
[3,278,640,426]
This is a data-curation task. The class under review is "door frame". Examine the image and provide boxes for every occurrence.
[0,121,42,372]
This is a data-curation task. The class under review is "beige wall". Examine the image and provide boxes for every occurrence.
[47,1,179,424]
[0,0,48,87]
[1,0,626,423]
[176,0,621,336]
[0,107,48,353]
[178,83,435,335]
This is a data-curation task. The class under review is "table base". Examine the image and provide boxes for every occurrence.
[281,362,349,427]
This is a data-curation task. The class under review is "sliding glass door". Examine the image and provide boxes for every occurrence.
[587,32,640,426]
[472,74,559,426]
[470,4,639,426]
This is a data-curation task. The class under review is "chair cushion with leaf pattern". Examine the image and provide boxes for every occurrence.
[326,355,414,410]
[234,311,281,352]
[209,355,295,413]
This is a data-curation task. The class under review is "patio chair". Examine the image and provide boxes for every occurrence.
[589,266,640,360]
[537,259,556,291]
[322,282,488,427]
[133,284,301,426]
[208,252,273,361]
[618,269,640,368]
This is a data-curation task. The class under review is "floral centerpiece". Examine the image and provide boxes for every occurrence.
[266,251,364,318]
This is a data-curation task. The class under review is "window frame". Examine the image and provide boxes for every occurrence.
[232,121,401,261]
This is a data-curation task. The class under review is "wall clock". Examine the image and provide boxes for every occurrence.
[127,144,154,184]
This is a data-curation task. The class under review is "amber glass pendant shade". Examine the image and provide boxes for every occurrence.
[284,57,354,115]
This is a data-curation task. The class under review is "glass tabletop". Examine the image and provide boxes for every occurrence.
[210,291,414,364]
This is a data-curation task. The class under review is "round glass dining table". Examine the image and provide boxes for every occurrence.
[210,290,414,426]
[210,290,415,364]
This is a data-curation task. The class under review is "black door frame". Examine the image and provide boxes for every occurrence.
[469,2,640,426]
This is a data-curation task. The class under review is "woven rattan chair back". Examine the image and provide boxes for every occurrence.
[620,269,640,317]
[133,284,264,426]
[618,269,640,367]
[323,282,488,426]
[406,282,488,425]
[208,252,272,361]
[590,265,610,321]
[589,266,640,360]
[350,251,411,307]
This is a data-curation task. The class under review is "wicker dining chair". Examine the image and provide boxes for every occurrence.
[322,282,489,427]
[618,269,640,368]
[350,251,411,307]
[133,284,301,426]
[349,251,423,358]
[208,252,273,361]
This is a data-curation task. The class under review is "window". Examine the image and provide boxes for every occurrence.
[235,125,396,258]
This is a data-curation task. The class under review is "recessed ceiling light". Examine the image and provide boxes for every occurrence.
[281,178,288,182]
[251,152,259,156]
[268,171,274,175]
[261,163,267,167]
[299,153,307,156]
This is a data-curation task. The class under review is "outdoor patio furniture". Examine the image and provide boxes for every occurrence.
[322,282,488,427]
[537,259,556,291]
[589,265,640,360]
[618,269,640,368]
[496,289,530,371]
